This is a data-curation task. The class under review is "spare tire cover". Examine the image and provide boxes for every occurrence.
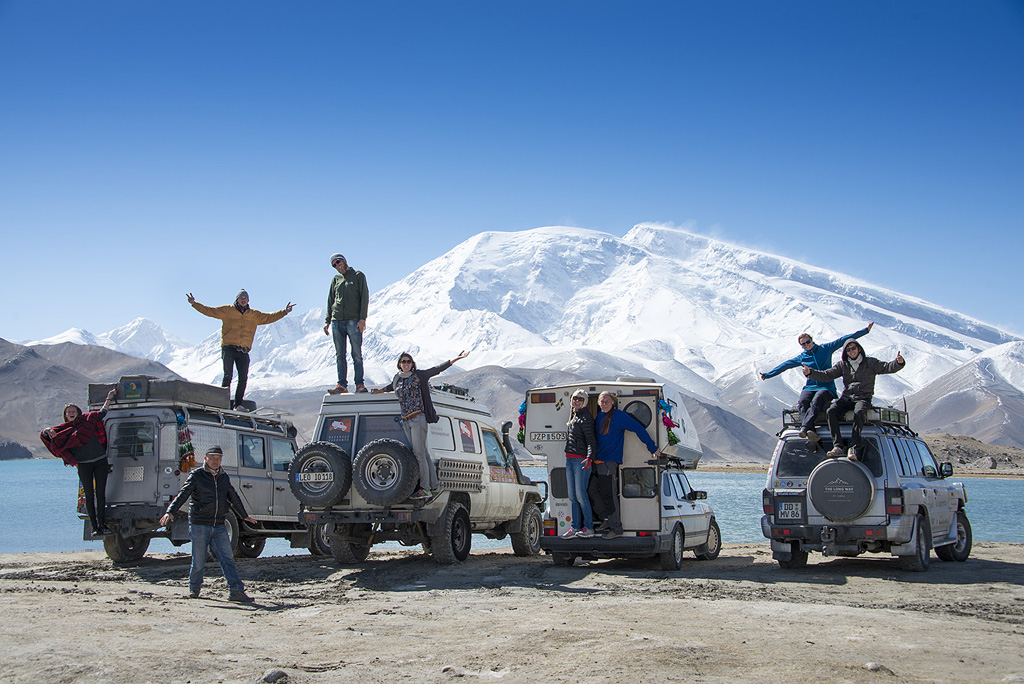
[807,459,874,522]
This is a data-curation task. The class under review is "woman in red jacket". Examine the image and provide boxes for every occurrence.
[40,388,116,536]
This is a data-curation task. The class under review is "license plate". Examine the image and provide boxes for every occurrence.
[777,501,803,519]
[296,472,333,483]
[530,432,567,442]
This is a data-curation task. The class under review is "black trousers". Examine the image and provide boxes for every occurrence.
[78,458,109,529]
[221,346,250,406]
[826,395,871,448]
[797,389,834,431]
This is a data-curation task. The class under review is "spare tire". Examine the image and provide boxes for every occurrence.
[288,442,352,507]
[807,458,874,522]
[352,439,420,506]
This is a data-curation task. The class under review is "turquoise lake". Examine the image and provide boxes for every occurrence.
[1,460,1021,556]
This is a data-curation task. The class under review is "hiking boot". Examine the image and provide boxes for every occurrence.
[798,429,807,439]
[187,591,200,599]
[409,488,430,500]
[806,429,820,444]
[355,383,368,393]
[561,527,578,539]
[827,446,845,458]
[327,384,348,394]
[848,447,858,461]
[228,591,253,603]
[575,527,594,539]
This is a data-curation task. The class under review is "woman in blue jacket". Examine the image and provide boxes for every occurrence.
[592,391,660,540]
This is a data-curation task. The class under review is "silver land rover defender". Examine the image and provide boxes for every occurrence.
[761,407,972,571]
[288,384,546,564]
[83,376,320,563]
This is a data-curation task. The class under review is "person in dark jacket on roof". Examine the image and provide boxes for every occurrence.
[803,339,906,461]
[373,350,470,500]
[760,323,873,444]
[41,388,117,536]
[562,389,597,539]
[160,445,257,601]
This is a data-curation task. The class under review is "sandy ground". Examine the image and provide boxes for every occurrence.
[2,543,1023,684]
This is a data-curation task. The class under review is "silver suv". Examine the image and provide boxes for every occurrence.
[288,384,546,564]
[761,407,971,571]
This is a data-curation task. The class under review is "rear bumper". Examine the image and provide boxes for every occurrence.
[300,506,444,526]
[540,534,663,556]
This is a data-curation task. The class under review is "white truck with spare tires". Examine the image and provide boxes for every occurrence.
[288,384,546,564]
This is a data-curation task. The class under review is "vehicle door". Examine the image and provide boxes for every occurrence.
[673,472,710,546]
[911,440,955,536]
[235,433,272,518]
[618,395,661,531]
[104,415,160,505]
[482,428,520,521]
[894,438,936,526]
[270,438,299,518]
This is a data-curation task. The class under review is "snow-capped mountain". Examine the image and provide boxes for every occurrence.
[33,317,192,367]
[31,224,1024,450]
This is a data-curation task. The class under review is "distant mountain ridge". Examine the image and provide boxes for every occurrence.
[24,224,1024,452]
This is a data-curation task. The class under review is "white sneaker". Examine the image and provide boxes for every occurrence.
[848,447,858,461]
[561,527,578,539]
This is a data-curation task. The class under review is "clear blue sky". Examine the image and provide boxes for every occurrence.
[2,1,1021,344]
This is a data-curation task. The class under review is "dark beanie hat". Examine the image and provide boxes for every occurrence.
[235,289,249,302]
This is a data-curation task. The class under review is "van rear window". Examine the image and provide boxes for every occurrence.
[108,420,156,460]
[621,467,657,498]
[530,393,557,404]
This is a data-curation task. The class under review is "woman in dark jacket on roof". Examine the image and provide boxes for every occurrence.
[40,388,116,536]
[375,350,470,500]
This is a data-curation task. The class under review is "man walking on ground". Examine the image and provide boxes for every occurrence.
[760,322,873,444]
[160,445,257,601]
[188,290,293,410]
[803,340,906,461]
[324,253,369,394]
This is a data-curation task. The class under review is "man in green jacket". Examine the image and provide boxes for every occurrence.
[323,253,369,394]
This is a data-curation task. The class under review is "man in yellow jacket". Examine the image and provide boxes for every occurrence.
[187,290,294,410]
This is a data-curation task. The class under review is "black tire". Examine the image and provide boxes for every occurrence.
[899,515,931,572]
[935,510,972,562]
[329,524,371,564]
[430,501,472,564]
[660,525,684,570]
[103,532,150,563]
[552,553,576,567]
[510,505,542,557]
[352,439,419,506]
[695,518,722,561]
[236,536,266,559]
[309,523,332,557]
[217,511,241,560]
[288,442,352,507]
[777,541,808,569]
[807,459,874,522]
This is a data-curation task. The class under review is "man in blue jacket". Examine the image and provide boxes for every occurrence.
[160,445,257,601]
[760,322,873,443]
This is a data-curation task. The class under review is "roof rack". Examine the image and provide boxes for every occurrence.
[431,383,474,400]
[782,406,911,430]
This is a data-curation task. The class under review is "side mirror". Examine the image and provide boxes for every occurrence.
[687,490,707,501]
[939,462,954,478]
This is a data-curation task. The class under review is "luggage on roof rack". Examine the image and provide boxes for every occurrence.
[89,376,230,409]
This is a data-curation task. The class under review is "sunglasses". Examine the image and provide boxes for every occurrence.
[800,339,813,347]
[332,260,344,267]
[399,359,413,364]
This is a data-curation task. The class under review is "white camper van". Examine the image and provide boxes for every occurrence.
[522,378,721,568]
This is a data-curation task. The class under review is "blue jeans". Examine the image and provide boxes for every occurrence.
[189,524,244,594]
[564,455,593,530]
[331,320,364,387]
